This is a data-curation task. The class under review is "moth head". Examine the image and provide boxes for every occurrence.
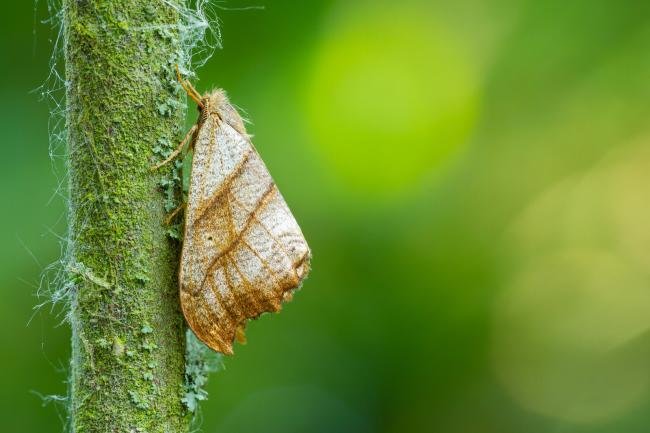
[202,89,248,136]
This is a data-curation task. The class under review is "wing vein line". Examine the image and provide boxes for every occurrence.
[227,253,268,312]
[228,190,300,277]
[192,149,253,225]
[197,183,277,292]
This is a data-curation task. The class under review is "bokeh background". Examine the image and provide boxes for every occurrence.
[3,0,650,431]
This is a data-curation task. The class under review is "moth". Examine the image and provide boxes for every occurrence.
[155,68,311,354]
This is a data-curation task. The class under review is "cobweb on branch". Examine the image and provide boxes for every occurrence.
[35,0,220,320]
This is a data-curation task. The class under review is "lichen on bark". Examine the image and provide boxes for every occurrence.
[63,0,192,430]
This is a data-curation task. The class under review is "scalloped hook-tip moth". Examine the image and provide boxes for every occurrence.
[155,68,311,355]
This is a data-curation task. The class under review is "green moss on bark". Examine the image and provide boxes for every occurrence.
[63,1,190,431]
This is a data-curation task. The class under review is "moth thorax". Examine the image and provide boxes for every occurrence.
[204,89,247,135]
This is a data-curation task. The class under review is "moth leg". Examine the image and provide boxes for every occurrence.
[150,124,198,171]
[164,202,186,225]
[175,65,204,108]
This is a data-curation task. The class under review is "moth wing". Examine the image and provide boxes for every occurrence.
[179,112,310,355]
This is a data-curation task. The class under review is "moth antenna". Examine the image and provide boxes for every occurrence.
[175,65,204,108]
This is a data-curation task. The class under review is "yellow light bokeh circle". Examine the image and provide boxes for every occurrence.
[304,2,479,200]
[493,143,650,423]
[492,249,650,423]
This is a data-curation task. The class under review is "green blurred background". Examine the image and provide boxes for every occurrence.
[3,0,650,431]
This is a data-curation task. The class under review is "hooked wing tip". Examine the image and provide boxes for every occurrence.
[184,275,308,356]
[217,341,235,356]
[181,249,312,355]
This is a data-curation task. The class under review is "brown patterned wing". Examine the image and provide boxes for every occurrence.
[179,110,310,355]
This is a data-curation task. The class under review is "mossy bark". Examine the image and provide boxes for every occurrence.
[63,1,190,431]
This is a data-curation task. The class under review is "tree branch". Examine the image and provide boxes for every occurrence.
[63,0,190,430]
